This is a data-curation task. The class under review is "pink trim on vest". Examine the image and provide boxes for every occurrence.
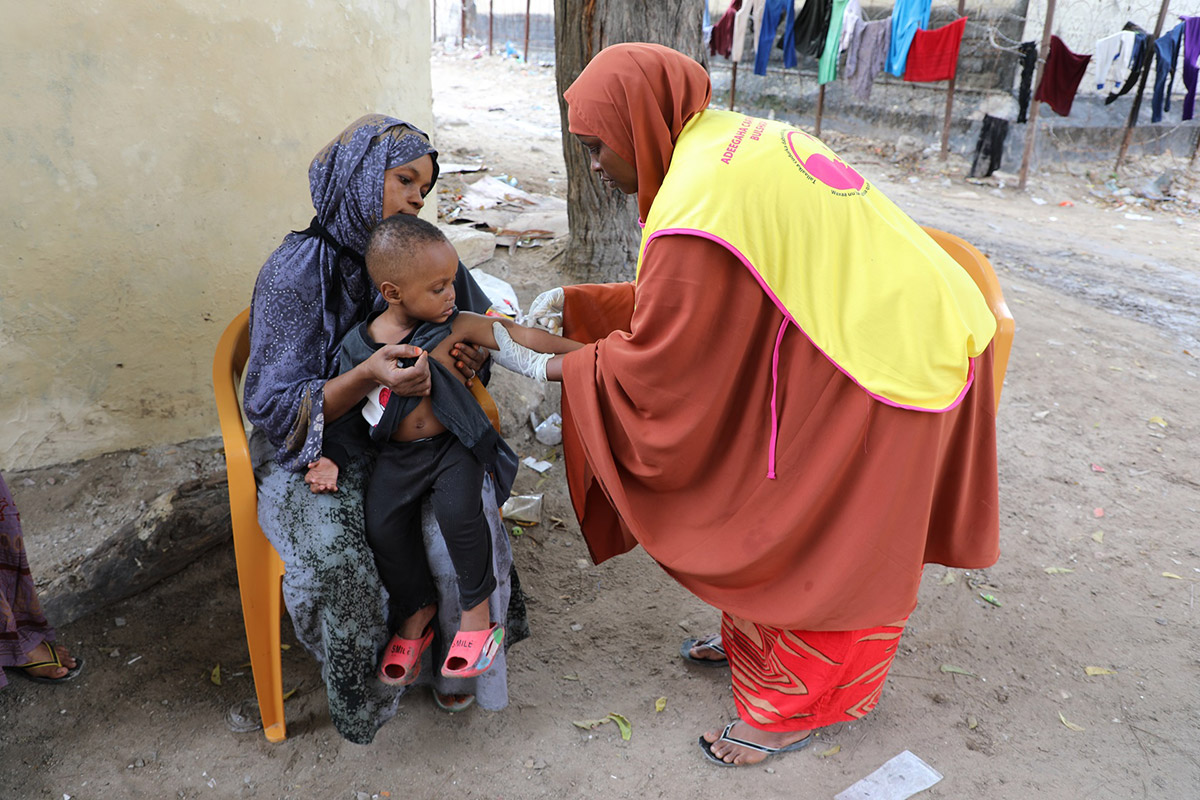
[768,317,790,479]
[641,228,976,414]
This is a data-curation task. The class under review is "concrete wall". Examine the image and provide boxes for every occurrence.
[1,0,432,471]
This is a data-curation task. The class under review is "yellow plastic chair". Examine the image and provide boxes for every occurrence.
[213,307,288,742]
[212,306,503,742]
[923,227,1015,411]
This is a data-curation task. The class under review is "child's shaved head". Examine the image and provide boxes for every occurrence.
[366,213,450,288]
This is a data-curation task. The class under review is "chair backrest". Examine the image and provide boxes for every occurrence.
[212,307,258,528]
[922,227,1014,411]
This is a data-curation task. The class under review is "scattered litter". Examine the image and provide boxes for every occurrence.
[1123,212,1152,221]
[1094,508,1105,518]
[1058,200,1074,207]
[282,687,298,701]
[1085,666,1117,676]
[533,412,563,445]
[1092,531,1105,544]
[210,664,222,686]
[522,457,553,473]
[570,623,583,631]
[114,617,127,627]
[835,750,943,800]
[225,699,262,734]
[1147,416,1168,428]
[469,269,521,318]
[1031,197,1047,205]
[1162,572,1183,580]
[1090,463,1106,473]
[1032,410,1051,421]
[940,664,977,678]
[562,674,580,681]
[438,161,485,174]
[1044,567,1074,574]
[1058,711,1084,732]
[126,655,142,665]
[979,593,1002,607]
[939,571,956,585]
[967,715,979,730]
[819,743,842,758]
[655,697,667,712]
[500,494,543,525]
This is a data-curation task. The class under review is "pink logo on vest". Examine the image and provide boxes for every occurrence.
[786,131,865,192]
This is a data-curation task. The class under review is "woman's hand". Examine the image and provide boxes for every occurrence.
[448,341,489,387]
[366,344,432,397]
[304,457,340,494]
[522,287,565,335]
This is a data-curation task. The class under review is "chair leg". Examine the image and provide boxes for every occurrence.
[235,535,288,743]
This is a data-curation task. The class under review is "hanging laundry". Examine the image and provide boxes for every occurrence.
[903,16,967,83]
[845,15,892,102]
[886,0,932,77]
[969,115,1009,178]
[1104,23,1149,106]
[818,0,853,84]
[731,0,760,64]
[1034,36,1091,117]
[754,0,794,75]
[793,0,834,61]
[1017,41,1038,123]
[1182,16,1200,121]
[710,0,743,59]
[1152,22,1185,122]
[1093,30,1137,91]
[840,0,864,54]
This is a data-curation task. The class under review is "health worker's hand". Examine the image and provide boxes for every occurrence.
[521,287,564,336]
[489,322,550,382]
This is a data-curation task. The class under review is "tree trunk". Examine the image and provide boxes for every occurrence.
[553,1,706,283]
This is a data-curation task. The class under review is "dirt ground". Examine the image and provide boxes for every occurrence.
[3,50,1199,800]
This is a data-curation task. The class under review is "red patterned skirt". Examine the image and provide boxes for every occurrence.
[722,613,908,732]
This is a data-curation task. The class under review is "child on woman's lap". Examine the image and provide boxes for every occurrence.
[306,213,580,685]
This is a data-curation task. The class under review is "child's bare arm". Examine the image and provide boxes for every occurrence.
[454,311,583,354]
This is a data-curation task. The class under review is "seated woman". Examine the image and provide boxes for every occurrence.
[243,115,526,743]
[1,472,83,687]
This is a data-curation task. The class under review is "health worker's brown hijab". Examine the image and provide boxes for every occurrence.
[564,43,712,220]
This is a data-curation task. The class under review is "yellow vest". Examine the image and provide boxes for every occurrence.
[638,110,996,412]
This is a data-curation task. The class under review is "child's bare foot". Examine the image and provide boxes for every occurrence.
[398,605,437,639]
[459,600,491,632]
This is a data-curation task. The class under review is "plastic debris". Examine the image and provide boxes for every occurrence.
[533,412,563,445]
[835,751,943,800]
[522,456,553,473]
[979,593,1002,607]
[1090,463,1106,473]
[500,494,543,525]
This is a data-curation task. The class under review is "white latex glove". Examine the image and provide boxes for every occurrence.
[521,287,564,336]
[490,322,551,382]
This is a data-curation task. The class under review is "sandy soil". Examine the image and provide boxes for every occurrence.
[3,50,1198,800]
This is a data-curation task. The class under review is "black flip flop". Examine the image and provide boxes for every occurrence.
[679,634,727,667]
[13,642,84,685]
[698,721,812,767]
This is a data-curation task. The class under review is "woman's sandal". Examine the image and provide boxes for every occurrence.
[680,634,727,667]
[698,721,812,767]
[378,626,435,686]
[13,641,84,685]
[440,623,504,679]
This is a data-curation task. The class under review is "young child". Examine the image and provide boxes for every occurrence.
[307,213,581,686]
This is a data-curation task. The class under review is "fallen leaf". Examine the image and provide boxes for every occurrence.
[280,644,291,651]
[1044,567,1075,574]
[573,717,610,731]
[562,674,580,681]
[1092,531,1105,544]
[282,687,298,701]
[967,715,979,730]
[940,571,957,585]
[1058,711,1084,732]
[1162,572,1183,580]
[980,593,1003,607]
[238,660,252,669]
[1147,416,1168,428]
[1090,463,1106,473]
[210,664,222,686]
[818,744,841,758]
[511,526,524,537]
[940,664,978,678]
[1084,666,1117,676]
[1093,508,1105,518]
[608,713,632,741]
[654,697,667,713]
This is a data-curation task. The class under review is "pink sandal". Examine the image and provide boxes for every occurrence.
[378,626,434,686]
[441,623,505,678]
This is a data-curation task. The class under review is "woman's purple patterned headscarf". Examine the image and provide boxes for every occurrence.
[243,115,440,471]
